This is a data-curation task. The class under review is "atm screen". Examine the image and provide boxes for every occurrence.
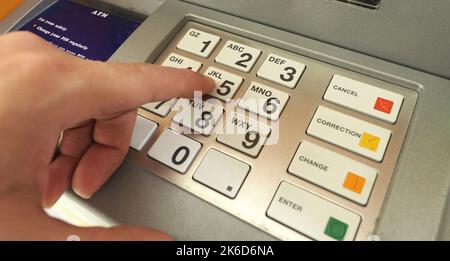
[19,0,141,61]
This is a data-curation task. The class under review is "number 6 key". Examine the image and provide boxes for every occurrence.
[238,82,290,121]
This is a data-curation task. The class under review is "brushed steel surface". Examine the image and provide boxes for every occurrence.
[127,21,418,241]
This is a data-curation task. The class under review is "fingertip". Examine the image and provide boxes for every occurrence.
[178,70,215,99]
[72,185,92,200]
[203,74,216,92]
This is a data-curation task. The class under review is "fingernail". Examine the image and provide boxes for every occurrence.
[73,187,92,200]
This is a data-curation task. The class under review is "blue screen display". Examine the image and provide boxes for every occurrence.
[20,0,141,61]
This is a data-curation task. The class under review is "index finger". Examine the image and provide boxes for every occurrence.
[57,60,214,127]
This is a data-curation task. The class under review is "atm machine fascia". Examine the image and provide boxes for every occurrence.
[1,0,449,240]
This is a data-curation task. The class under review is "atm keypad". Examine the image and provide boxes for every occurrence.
[130,22,418,241]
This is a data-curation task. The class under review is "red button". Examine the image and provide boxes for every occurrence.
[374,97,394,114]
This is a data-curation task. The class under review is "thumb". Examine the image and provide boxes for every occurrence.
[66,225,173,241]
[1,199,171,241]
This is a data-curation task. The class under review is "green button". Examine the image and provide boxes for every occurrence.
[324,217,348,241]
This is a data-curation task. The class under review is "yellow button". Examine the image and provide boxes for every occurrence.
[0,0,23,21]
[359,132,381,152]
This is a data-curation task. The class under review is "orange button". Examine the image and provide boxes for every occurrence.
[343,172,366,194]
[0,0,23,21]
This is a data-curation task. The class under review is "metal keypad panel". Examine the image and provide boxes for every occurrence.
[128,22,417,241]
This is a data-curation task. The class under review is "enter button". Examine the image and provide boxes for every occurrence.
[267,182,361,241]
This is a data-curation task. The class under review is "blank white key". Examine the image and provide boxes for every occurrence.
[172,99,224,136]
[161,53,202,72]
[217,113,271,157]
[130,116,158,151]
[288,141,378,205]
[215,40,261,73]
[307,106,391,162]
[267,182,361,241]
[324,75,404,123]
[176,28,221,58]
[257,53,306,89]
[238,82,290,121]
[142,99,178,118]
[204,67,243,102]
[193,149,250,199]
[148,129,201,173]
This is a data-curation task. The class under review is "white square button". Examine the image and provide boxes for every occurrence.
[257,53,306,89]
[176,29,221,58]
[172,99,224,136]
[130,116,158,151]
[217,113,271,157]
[161,53,202,72]
[142,99,178,118]
[193,149,250,198]
[148,129,202,173]
[204,66,243,102]
[238,82,290,121]
[215,40,261,73]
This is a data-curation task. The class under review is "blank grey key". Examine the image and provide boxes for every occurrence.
[193,149,250,199]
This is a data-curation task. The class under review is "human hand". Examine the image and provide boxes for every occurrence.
[0,32,214,240]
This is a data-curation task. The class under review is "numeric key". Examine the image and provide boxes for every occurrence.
[176,29,221,58]
[172,99,224,136]
[148,129,202,173]
[257,53,306,89]
[217,113,271,157]
[238,82,290,121]
[204,67,243,102]
[161,53,202,71]
[215,40,261,72]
